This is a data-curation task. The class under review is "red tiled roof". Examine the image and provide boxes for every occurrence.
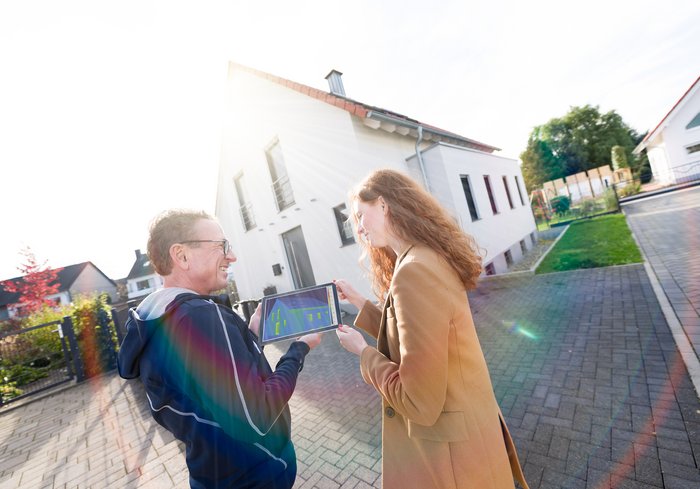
[229,62,499,152]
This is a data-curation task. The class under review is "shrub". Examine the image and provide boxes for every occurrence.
[579,199,597,216]
[550,196,571,216]
[618,182,641,198]
[71,294,118,378]
[603,189,618,211]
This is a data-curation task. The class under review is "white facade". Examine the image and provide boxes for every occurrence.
[634,76,700,185]
[414,144,536,274]
[69,264,119,302]
[127,273,163,300]
[215,64,537,304]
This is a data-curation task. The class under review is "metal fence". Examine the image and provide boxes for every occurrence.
[532,164,700,230]
[0,316,86,406]
[0,306,126,407]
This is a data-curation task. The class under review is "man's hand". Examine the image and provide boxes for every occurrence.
[248,303,262,337]
[297,332,322,349]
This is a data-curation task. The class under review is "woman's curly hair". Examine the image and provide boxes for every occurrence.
[351,169,482,300]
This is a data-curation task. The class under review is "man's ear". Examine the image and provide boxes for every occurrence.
[170,243,189,270]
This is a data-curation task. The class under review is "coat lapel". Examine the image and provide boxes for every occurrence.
[376,245,414,357]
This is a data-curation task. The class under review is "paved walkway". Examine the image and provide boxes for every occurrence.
[622,186,700,372]
[2,200,700,487]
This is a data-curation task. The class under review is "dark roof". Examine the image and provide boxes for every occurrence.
[126,250,155,280]
[230,62,500,153]
[0,261,116,308]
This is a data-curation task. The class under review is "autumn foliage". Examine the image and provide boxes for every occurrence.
[4,247,62,316]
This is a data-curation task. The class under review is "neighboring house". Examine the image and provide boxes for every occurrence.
[125,249,163,301]
[215,63,537,303]
[0,262,118,320]
[634,75,700,185]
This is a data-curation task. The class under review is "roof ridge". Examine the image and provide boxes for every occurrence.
[228,62,499,152]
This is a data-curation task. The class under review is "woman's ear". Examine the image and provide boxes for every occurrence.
[378,196,387,213]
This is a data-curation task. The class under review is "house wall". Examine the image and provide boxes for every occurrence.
[646,141,673,185]
[69,265,118,303]
[656,87,700,183]
[216,65,537,301]
[414,144,536,274]
[217,66,413,303]
[642,83,700,184]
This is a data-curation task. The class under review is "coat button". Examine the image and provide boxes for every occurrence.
[385,406,395,418]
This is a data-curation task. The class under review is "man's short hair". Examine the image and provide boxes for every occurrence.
[147,209,213,275]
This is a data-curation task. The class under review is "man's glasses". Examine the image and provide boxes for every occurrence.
[181,239,231,255]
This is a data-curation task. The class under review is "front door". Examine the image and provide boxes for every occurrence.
[281,226,316,289]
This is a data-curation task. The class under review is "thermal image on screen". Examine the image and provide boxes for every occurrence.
[262,285,338,342]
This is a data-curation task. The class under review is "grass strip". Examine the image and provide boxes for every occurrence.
[536,214,642,274]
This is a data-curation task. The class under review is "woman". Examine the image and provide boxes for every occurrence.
[335,169,529,489]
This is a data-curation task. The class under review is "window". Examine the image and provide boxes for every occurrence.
[686,142,700,154]
[520,239,527,255]
[234,173,256,231]
[484,175,498,214]
[504,250,513,267]
[484,263,495,276]
[460,175,480,221]
[530,232,536,246]
[137,279,151,291]
[502,176,515,209]
[265,139,295,211]
[686,112,700,130]
[514,175,526,206]
[333,203,355,246]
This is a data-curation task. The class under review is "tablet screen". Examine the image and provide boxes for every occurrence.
[260,283,341,344]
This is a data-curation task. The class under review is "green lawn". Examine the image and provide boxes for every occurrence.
[535,214,643,274]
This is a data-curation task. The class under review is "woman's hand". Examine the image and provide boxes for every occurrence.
[248,303,262,337]
[333,279,366,309]
[336,324,369,356]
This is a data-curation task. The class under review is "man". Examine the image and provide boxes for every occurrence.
[118,210,320,488]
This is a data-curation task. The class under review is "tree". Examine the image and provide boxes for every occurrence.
[520,105,640,190]
[611,145,628,170]
[3,247,62,316]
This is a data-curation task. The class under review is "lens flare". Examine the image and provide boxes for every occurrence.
[501,320,539,340]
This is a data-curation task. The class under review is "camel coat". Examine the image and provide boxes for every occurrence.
[355,245,528,489]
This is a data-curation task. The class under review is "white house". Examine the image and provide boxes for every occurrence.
[125,249,163,301]
[634,75,700,185]
[215,63,537,304]
[0,262,118,320]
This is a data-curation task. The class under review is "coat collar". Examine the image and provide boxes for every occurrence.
[394,243,415,268]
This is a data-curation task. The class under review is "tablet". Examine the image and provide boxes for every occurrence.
[259,283,341,345]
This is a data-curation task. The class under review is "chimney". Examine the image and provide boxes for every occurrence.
[135,249,142,260]
[325,69,345,97]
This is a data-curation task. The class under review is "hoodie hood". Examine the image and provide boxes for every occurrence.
[117,287,196,379]
[136,287,196,320]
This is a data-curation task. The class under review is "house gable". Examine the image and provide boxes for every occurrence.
[636,75,700,150]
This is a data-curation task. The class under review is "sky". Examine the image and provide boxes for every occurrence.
[1,0,698,282]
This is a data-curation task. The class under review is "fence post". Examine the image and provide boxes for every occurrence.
[111,308,124,348]
[62,315,85,383]
[611,183,620,212]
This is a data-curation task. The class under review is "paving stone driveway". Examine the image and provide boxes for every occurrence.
[1,264,699,488]
[622,186,700,357]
